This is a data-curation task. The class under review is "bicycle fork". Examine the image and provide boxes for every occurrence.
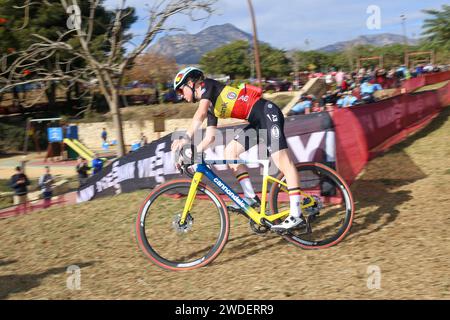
[180,172,203,225]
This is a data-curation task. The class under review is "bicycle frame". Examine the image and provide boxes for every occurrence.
[180,160,316,226]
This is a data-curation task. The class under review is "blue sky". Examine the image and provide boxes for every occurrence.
[104,0,448,50]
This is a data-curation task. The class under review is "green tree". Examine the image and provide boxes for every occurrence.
[422,5,450,50]
[200,40,291,79]
[200,40,250,79]
[259,43,291,78]
[293,50,335,72]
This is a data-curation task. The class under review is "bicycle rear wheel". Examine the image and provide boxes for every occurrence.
[136,180,230,271]
[269,163,354,249]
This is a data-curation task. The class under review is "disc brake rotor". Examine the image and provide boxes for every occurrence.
[172,214,194,234]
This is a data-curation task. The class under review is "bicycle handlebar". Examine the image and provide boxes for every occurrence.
[176,144,202,178]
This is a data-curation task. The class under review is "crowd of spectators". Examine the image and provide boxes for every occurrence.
[289,63,447,115]
[7,165,55,210]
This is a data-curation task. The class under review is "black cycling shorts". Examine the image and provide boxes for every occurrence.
[233,99,289,154]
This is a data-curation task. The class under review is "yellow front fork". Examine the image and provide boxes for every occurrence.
[180,172,203,225]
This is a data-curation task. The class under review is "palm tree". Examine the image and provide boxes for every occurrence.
[422,5,450,50]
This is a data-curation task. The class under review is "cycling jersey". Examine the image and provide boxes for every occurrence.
[233,99,289,154]
[200,79,262,127]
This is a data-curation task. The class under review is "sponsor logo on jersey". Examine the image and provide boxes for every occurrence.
[267,114,279,122]
[227,92,238,100]
[220,102,228,118]
[271,125,281,139]
[238,95,250,102]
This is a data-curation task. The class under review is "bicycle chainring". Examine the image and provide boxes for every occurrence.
[249,220,270,235]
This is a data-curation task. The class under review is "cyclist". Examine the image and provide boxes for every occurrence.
[171,67,303,231]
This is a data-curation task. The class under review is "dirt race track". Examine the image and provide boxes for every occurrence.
[1,108,450,300]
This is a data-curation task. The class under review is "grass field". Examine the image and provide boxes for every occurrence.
[0,107,449,300]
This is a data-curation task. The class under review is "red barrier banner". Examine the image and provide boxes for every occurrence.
[403,77,426,93]
[332,109,369,184]
[401,71,450,93]
[403,91,442,128]
[333,89,444,184]
[438,82,450,106]
[424,71,450,85]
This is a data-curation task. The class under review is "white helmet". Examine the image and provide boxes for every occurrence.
[173,67,204,91]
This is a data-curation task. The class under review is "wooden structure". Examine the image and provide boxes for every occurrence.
[405,51,435,68]
[357,56,384,70]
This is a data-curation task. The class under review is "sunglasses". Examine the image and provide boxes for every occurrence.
[176,85,185,96]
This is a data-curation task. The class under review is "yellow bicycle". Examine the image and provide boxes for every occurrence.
[136,147,354,271]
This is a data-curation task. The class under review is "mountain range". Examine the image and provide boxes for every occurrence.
[149,23,252,65]
[317,34,419,53]
[149,24,419,64]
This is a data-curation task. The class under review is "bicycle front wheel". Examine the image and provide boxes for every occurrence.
[136,180,230,271]
[269,163,354,249]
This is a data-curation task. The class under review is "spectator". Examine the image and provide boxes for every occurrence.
[76,158,89,187]
[423,64,434,73]
[140,133,148,146]
[376,69,387,88]
[337,91,358,108]
[325,73,334,85]
[340,77,349,92]
[360,78,382,104]
[320,90,339,107]
[396,65,411,80]
[387,68,401,88]
[288,95,312,116]
[39,166,54,208]
[344,73,356,90]
[358,68,366,78]
[415,64,424,77]
[91,154,104,176]
[335,70,345,87]
[10,166,30,209]
[101,128,108,143]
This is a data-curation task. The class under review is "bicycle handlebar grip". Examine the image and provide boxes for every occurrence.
[177,144,198,165]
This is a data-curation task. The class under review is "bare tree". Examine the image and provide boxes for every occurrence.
[0,0,216,156]
[126,52,178,86]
